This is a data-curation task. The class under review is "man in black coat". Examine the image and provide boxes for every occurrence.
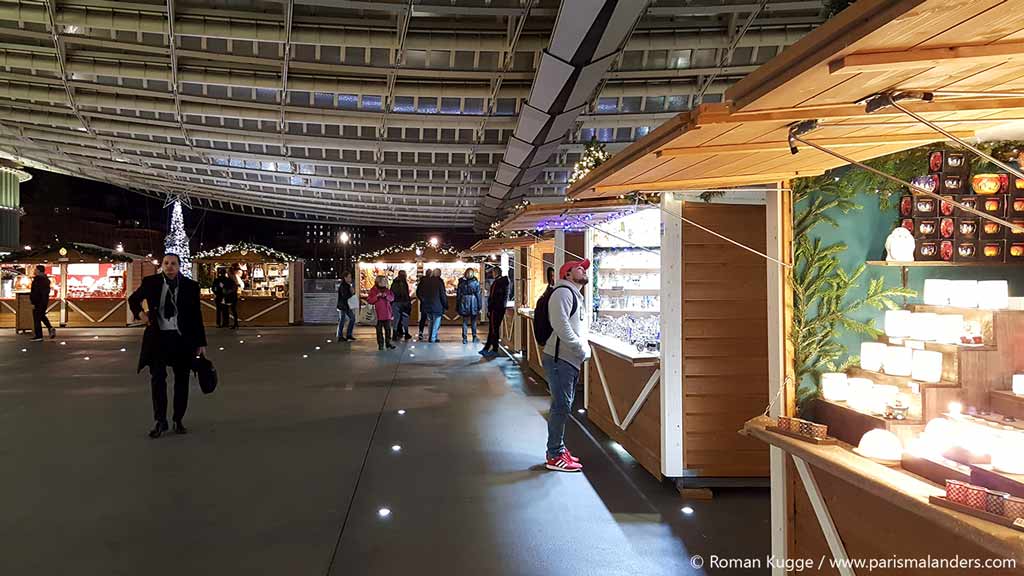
[128,253,207,438]
[29,264,56,341]
[211,267,239,329]
[480,266,510,356]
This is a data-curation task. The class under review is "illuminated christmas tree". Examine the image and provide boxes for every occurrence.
[569,138,610,185]
[164,198,192,277]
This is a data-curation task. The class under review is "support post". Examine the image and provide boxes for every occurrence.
[766,182,795,574]
[660,192,684,477]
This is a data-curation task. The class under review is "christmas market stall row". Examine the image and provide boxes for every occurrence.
[193,243,304,326]
[0,243,157,330]
[354,241,483,326]
[561,0,1024,569]
[461,235,540,352]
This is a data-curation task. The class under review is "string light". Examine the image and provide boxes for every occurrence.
[354,240,462,262]
[194,242,296,262]
[164,199,193,277]
[569,139,610,185]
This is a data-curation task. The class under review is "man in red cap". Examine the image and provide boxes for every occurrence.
[543,259,592,472]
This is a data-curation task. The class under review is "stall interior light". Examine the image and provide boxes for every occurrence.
[681,506,694,515]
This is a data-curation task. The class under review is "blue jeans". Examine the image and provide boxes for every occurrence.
[337,309,356,339]
[461,315,478,341]
[428,313,443,341]
[392,302,410,336]
[542,354,579,459]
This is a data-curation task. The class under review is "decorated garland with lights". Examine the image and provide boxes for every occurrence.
[0,242,134,263]
[194,242,297,262]
[354,240,462,262]
[569,138,610,185]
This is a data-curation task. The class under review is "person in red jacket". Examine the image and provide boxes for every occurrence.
[367,275,396,351]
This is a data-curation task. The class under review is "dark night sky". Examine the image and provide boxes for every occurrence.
[18,169,482,265]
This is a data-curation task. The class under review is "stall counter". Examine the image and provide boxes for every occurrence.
[518,308,547,385]
[745,417,1024,572]
[200,293,290,326]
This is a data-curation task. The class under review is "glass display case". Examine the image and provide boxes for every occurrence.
[1,264,60,300]
[65,263,125,299]
[591,209,661,351]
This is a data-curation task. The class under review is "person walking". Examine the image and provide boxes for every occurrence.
[456,267,482,344]
[128,253,207,438]
[418,268,447,343]
[211,267,239,329]
[336,270,357,341]
[542,259,591,472]
[390,269,413,341]
[479,266,510,356]
[29,265,56,341]
[415,269,431,341]
[367,275,396,350]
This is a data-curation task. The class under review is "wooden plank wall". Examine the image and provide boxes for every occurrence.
[681,203,770,477]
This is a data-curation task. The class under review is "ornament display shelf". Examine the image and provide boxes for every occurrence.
[597,308,660,314]
[811,398,925,447]
[990,391,1024,421]
[846,366,960,426]
[866,261,1024,267]
[597,287,660,293]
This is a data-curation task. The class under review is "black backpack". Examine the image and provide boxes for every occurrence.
[533,285,577,348]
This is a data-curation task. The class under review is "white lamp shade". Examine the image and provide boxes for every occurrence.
[856,429,903,462]
[820,373,849,402]
[978,280,1010,310]
[935,314,964,344]
[909,312,939,342]
[1013,374,1024,396]
[992,434,1024,474]
[949,280,979,309]
[860,342,887,372]
[883,345,913,376]
[884,310,914,338]
[846,378,875,412]
[911,349,944,383]
[923,279,952,306]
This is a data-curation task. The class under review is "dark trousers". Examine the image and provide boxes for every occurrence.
[216,300,238,328]
[483,308,504,351]
[418,309,428,336]
[392,302,411,337]
[32,306,54,338]
[375,320,393,349]
[150,330,191,423]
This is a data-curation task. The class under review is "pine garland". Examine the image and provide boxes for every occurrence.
[569,138,610,185]
[194,242,297,262]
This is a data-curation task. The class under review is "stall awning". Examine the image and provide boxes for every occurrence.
[193,243,297,263]
[461,236,543,257]
[493,199,640,232]
[0,242,139,264]
[568,0,1024,200]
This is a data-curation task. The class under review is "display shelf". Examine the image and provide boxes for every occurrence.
[990,391,1024,421]
[597,308,660,313]
[596,287,660,292]
[847,366,957,390]
[597,267,659,273]
[587,333,659,364]
[881,337,997,353]
[867,261,1022,267]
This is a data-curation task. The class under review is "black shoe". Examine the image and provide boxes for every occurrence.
[463,338,468,344]
[49,328,56,339]
[30,337,43,342]
[378,346,385,351]
[386,344,397,349]
[149,421,169,438]
[173,421,188,435]
[404,333,412,340]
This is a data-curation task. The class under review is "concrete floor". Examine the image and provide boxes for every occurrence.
[0,326,769,576]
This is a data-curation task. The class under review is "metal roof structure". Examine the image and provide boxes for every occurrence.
[0,0,827,228]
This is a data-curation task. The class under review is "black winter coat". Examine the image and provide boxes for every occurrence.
[337,279,355,311]
[488,276,510,311]
[416,276,448,315]
[30,275,50,308]
[128,274,207,373]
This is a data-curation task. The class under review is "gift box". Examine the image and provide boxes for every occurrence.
[946,479,971,504]
[939,217,955,239]
[1009,242,1024,261]
[798,420,828,440]
[981,219,1007,240]
[986,489,1010,515]
[916,239,941,261]
[928,151,969,176]
[957,195,979,218]
[981,195,1007,218]
[776,416,793,431]
[954,241,978,262]
[956,219,978,241]
[914,196,939,217]
[972,173,1008,195]
[1005,496,1024,521]
[980,240,1006,262]
[939,195,959,217]
[915,218,939,239]
[965,483,988,510]
[941,174,966,195]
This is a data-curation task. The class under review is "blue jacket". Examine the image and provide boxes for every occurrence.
[416,275,448,315]
[456,277,482,316]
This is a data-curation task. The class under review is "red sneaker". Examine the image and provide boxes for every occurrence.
[564,449,581,463]
[545,452,583,472]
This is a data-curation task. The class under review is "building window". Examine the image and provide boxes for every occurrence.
[362,95,383,110]
[596,97,618,113]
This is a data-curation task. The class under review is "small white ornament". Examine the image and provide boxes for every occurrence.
[885,227,915,262]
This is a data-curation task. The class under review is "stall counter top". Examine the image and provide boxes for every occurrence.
[518,307,534,319]
[588,333,660,366]
[743,416,1024,563]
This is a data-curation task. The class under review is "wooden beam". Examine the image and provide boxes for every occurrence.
[655,132,960,159]
[829,41,1024,75]
[698,96,1024,125]
[588,172,806,197]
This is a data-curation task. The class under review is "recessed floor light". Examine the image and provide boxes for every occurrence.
[377,507,391,518]
[218,347,224,351]
[93,336,99,339]
[391,444,402,452]
[257,334,262,338]
[397,409,406,415]
[681,506,694,515]
[315,346,321,350]
[239,340,244,344]
[84,356,91,360]
[60,341,66,345]
[326,339,333,343]
[577,409,586,414]
[302,354,308,358]
[21,348,27,352]
[409,354,415,358]
[119,348,126,352]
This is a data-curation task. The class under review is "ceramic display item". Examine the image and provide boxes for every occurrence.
[916,219,937,238]
[1010,220,1024,236]
[964,484,988,511]
[957,220,978,239]
[940,240,954,262]
[1011,243,1024,259]
[946,479,971,504]
[916,240,939,261]
[985,490,1009,515]
[915,197,938,216]
[1005,496,1024,521]
[1012,198,1024,214]
[940,218,955,239]
[885,227,916,261]
[957,196,979,216]
[983,196,1006,217]
[956,242,978,262]
[899,195,914,217]
[885,400,910,420]
[911,175,939,193]
[940,196,957,216]
[982,241,1005,261]
[972,174,1004,195]
[901,219,915,233]
[982,221,1004,239]
[941,175,964,195]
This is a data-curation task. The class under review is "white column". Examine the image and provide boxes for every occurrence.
[766,183,790,574]
[583,229,595,408]
[554,230,566,273]
[660,194,684,477]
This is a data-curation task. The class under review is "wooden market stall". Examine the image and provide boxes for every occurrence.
[193,243,304,326]
[355,242,482,327]
[463,236,539,353]
[565,0,1024,569]
[0,243,156,329]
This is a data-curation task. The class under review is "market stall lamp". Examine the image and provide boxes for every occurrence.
[923,279,952,306]
[948,402,964,417]
[577,408,586,414]
[882,345,913,377]
[1013,374,1024,396]
[429,237,439,247]
[950,280,980,309]
[978,281,1010,310]
[845,378,876,413]
[302,354,308,359]
[820,373,849,402]
[911,350,944,383]
[860,342,887,372]
[854,429,904,463]
[884,310,914,338]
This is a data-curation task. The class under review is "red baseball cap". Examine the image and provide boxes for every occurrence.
[559,259,591,279]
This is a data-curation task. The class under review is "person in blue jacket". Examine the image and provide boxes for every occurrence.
[456,267,482,344]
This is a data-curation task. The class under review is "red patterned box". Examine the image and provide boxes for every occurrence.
[1004,496,1024,521]
[965,484,988,510]
[985,490,1009,515]
[946,480,971,504]
[776,417,793,432]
